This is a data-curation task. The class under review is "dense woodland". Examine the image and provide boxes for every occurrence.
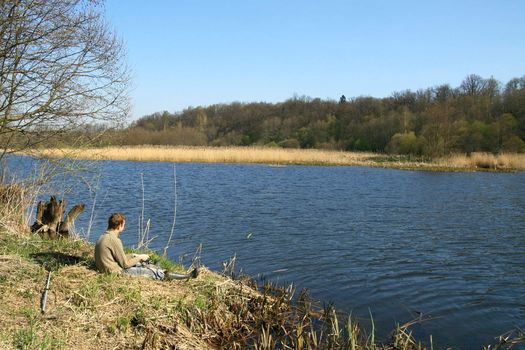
[92,74,524,156]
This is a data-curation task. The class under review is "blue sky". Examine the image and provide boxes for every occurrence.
[104,0,525,120]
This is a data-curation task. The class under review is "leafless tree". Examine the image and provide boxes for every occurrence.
[0,0,130,160]
[460,74,487,96]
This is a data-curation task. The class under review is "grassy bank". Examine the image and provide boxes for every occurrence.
[0,228,429,350]
[0,231,240,349]
[32,146,525,171]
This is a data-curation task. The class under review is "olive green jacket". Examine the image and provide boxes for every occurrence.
[94,229,142,273]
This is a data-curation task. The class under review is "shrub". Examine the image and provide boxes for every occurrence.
[278,139,300,148]
[264,141,280,148]
[387,132,424,155]
[502,136,525,153]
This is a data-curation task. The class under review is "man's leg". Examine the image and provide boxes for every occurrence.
[165,267,199,280]
[123,264,165,280]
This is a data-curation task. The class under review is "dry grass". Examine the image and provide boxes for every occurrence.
[0,182,30,233]
[34,146,378,166]
[29,146,525,172]
[0,231,223,349]
[438,152,525,171]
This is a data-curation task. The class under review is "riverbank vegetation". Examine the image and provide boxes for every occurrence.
[33,146,525,171]
[13,74,524,172]
[53,74,524,160]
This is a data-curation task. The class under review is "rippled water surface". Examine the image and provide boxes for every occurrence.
[8,157,525,349]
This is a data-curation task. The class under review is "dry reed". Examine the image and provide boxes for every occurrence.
[438,152,525,171]
[30,146,525,171]
[34,146,378,167]
[0,182,29,233]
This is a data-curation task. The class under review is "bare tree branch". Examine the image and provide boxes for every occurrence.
[0,0,131,158]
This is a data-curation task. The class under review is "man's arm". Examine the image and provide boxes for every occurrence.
[130,253,150,262]
[110,236,145,269]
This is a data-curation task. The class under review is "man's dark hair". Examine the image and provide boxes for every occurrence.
[108,213,125,230]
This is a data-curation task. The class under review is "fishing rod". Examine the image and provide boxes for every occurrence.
[40,269,52,314]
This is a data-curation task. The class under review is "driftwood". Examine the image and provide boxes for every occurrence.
[31,196,85,239]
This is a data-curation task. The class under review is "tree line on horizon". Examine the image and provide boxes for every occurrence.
[92,74,525,157]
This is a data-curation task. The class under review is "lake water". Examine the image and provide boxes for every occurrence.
[5,156,525,349]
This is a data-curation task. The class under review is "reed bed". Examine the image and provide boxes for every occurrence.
[31,146,525,171]
[35,146,379,167]
[438,152,525,171]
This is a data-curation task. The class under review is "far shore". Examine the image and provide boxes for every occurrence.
[26,146,525,172]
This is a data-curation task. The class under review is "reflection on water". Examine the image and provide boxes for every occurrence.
[6,156,525,349]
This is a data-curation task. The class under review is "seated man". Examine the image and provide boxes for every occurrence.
[94,212,198,280]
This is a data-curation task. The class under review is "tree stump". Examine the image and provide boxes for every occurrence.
[31,196,85,239]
